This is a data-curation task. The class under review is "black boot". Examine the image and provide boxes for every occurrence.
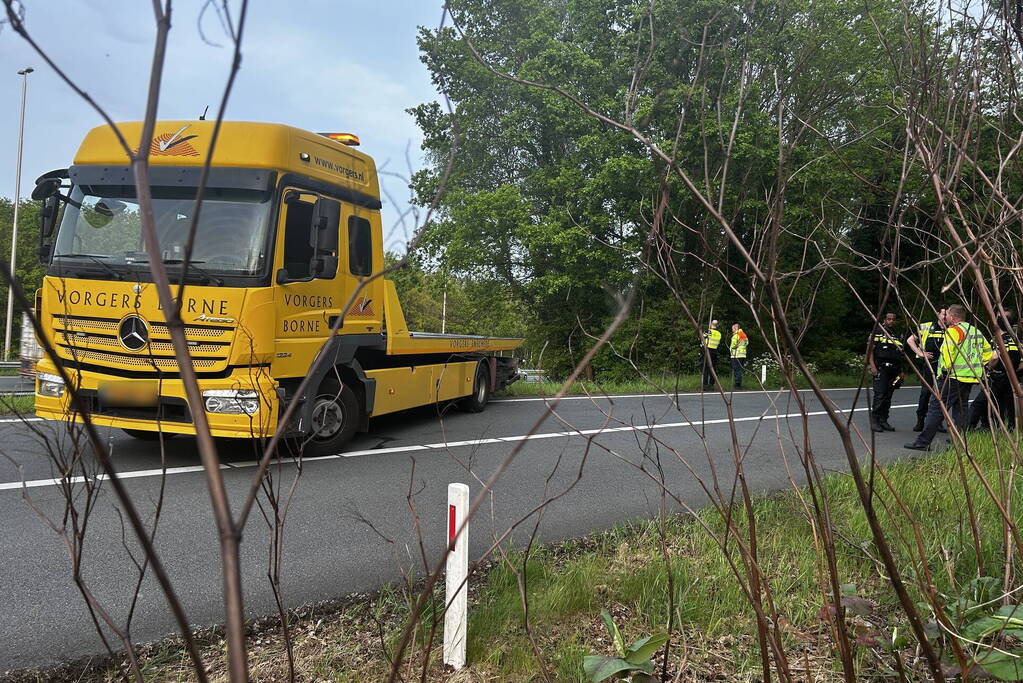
[881,420,895,431]
[913,418,924,432]
[870,416,884,432]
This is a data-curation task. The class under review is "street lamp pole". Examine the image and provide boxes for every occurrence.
[4,67,33,360]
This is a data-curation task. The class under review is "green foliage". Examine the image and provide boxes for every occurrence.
[408,0,979,378]
[582,609,667,681]
[0,198,44,349]
[385,252,529,339]
[917,579,1023,680]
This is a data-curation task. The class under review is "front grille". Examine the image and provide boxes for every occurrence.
[154,323,231,339]
[56,316,119,333]
[58,330,227,354]
[52,313,233,373]
[53,314,233,339]
[58,346,224,370]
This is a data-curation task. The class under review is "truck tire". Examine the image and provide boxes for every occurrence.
[304,378,360,456]
[122,429,176,441]
[459,361,491,413]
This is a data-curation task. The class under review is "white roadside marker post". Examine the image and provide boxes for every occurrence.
[444,482,469,670]
[761,364,767,384]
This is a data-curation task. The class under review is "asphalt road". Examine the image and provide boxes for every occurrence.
[0,387,921,672]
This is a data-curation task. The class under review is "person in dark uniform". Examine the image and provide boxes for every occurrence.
[867,312,904,432]
[907,307,947,432]
[968,311,1021,430]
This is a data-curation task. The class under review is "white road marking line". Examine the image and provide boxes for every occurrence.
[0,387,871,423]
[0,402,915,492]
[491,386,869,402]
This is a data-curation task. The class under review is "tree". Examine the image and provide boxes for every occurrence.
[0,198,44,349]
[410,0,938,377]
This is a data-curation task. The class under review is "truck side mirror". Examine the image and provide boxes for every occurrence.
[310,198,340,278]
[39,194,60,241]
[31,177,61,201]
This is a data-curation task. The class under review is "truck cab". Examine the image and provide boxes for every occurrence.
[33,121,521,454]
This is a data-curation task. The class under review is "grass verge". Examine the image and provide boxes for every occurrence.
[9,435,1014,681]
[501,372,894,396]
[0,394,34,416]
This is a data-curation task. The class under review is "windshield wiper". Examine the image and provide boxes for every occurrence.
[142,258,224,286]
[52,253,123,280]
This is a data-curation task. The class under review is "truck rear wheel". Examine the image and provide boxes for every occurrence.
[304,379,360,456]
[459,361,491,413]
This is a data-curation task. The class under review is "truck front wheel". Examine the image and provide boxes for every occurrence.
[304,379,360,456]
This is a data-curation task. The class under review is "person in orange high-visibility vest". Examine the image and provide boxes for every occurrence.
[729,323,748,389]
[905,304,990,451]
[702,320,722,389]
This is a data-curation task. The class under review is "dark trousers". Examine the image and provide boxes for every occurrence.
[916,376,973,447]
[917,361,939,421]
[968,373,1015,430]
[731,358,744,389]
[871,363,900,421]
[702,349,718,387]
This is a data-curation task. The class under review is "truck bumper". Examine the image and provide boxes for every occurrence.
[33,360,280,439]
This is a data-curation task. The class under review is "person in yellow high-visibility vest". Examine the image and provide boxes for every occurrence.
[906,304,990,450]
[702,320,722,389]
[729,323,749,389]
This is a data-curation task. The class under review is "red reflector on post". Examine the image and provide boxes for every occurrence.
[448,504,456,545]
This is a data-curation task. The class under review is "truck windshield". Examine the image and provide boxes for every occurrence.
[51,184,273,279]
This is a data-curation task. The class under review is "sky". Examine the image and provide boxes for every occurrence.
[0,0,447,250]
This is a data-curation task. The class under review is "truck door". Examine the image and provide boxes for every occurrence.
[273,189,344,378]
[338,205,383,335]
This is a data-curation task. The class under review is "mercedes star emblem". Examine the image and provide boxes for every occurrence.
[118,315,149,351]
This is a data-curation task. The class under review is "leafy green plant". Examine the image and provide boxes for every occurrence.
[961,604,1023,680]
[917,578,1023,680]
[583,609,668,682]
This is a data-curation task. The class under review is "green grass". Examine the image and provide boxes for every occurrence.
[0,394,34,415]
[502,372,873,396]
[451,434,1017,680]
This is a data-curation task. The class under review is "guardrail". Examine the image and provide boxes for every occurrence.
[0,361,19,369]
[518,369,546,383]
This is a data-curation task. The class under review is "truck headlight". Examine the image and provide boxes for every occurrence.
[202,389,259,415]
[38,372,65,398]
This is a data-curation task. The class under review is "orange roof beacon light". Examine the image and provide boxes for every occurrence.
[319,132,360,146]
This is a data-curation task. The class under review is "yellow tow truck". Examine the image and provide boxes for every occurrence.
[31,121,522,454]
